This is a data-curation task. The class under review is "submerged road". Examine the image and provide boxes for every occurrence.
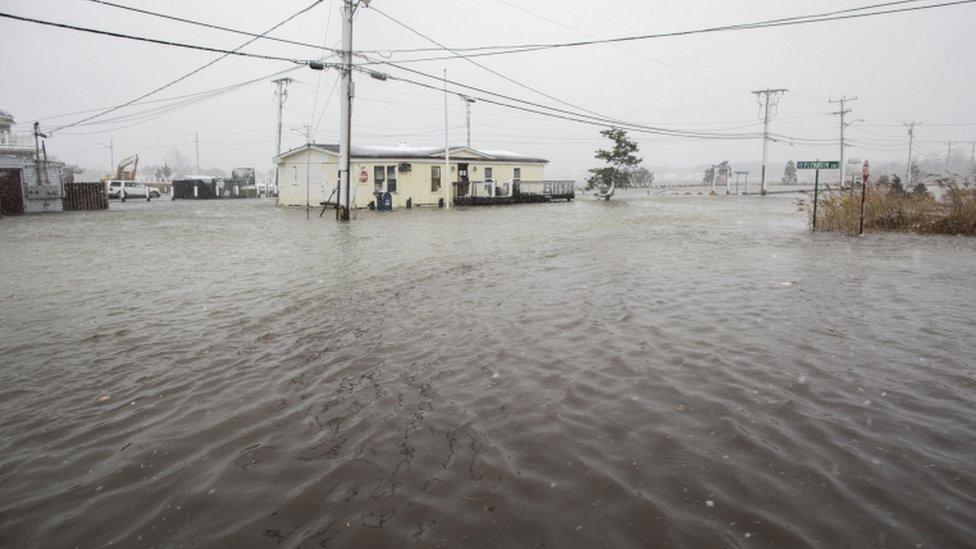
[1,193,974,547]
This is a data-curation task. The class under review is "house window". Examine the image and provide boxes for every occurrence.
[373,166,385,193]
[387,165,397,193]
[513,167,521,181]
[484,166,493,181]
[431,165,441,192]
[292,165,298,184]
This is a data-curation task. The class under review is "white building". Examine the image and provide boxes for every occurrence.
[275,144,549,209]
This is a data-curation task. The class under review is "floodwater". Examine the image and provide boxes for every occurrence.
[1,192,974,548]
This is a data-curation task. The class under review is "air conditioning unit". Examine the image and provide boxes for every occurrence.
[398,163,412,172]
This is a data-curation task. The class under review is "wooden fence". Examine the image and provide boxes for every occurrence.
[64,182,108,211]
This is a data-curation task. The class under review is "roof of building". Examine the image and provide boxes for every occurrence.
[277,144,548,164]
[0,106,13,122]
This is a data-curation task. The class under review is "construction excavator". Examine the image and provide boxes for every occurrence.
[100,154,139,182]
[114,155,139,181]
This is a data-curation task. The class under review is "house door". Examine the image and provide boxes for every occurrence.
[0,169,24,215]
[457,163,469,197]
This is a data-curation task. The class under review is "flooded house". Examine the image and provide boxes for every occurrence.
[274,144,572,209]
[0,108,64,215]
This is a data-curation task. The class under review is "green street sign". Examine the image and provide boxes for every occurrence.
[797,161,840,170]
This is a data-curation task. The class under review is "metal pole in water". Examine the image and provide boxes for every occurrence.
[812,167,820,231]
[859,160,869,236]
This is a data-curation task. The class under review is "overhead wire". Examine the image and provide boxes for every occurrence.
[81,0,339,54]
[309,0,336,138]
[0,12,310,65]
[358,59,772,140]
[367,5,625,127]
[355,0,976,64]
[42,0,327,134]
[490,0,752,94]
[57,66,307,135]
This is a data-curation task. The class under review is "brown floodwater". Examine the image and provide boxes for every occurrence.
[0,192,974,548]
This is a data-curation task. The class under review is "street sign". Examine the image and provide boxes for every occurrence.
[797,161,840,170]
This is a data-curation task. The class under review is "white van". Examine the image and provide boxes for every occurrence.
[106,180,159,199]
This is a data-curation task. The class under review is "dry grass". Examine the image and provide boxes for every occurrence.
[808,185,976,235]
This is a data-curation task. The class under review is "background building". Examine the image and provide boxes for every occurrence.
[0,107,64,214]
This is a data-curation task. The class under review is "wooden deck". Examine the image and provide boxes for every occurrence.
[453,180,575,206]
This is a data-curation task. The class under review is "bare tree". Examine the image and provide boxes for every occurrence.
[163,149,192,178]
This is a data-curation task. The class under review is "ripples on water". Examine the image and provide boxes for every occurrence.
[1,193,974,547]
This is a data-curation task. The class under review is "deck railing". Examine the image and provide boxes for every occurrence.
[454,179,576,199]
[0,134,34,152]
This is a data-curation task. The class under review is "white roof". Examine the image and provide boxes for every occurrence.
[276,144,548,163]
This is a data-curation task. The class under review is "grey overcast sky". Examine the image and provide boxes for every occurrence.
[1,0,975,179]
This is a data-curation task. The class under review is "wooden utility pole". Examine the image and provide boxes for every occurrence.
[945,141,953,177]
[272,77,294,204]
[829,96,857,194]
[337,0,356,220]
[904,122,919,187]
[751,88,788,195]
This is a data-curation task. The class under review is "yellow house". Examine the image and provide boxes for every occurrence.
[275,144,549,209]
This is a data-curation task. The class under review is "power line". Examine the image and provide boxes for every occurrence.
[371,68,848,146]
[368,5,622,128]
[309,0,336,138]
[81,0,340,55]
[357,0,976,64]
[26,66,301,123]
[490,0,750,94]
[375,61,842,147]
[0,12,309,65]
[367,60,767,140]
[43,0,327,134]
[58,66,306,136]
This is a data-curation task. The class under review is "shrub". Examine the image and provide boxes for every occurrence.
[808,184,975,235]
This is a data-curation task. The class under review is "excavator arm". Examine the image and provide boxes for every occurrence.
[115,154,139,181]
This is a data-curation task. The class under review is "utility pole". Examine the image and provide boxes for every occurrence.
[32,122,47,188]
[751,88,787,195]
[945,141,953,177]
[904,121,919,187]
[98,138,115,177]
[195,132,200,174]
[460,95,475,149]
[829,96,857,194]
[970,141,976,184]
[443,69,451,209]
[297,124,312,220]
[337,0,359,221]
[272,77,294,204]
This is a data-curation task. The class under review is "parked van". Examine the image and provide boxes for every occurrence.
[106,180,159,199]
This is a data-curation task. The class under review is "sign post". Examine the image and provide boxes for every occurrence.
[796,161,839,231]
[859,160,870,236]
[813,167,820,231]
